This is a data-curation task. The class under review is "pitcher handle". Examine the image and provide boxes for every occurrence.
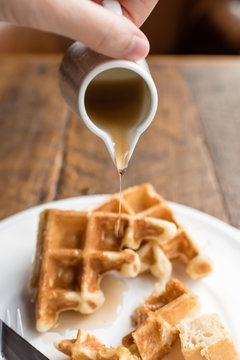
[102,0,122,15]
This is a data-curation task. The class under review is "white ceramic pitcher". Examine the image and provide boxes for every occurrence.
[59,0,158,171]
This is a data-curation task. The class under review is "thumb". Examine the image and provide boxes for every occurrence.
[0,0,149,60]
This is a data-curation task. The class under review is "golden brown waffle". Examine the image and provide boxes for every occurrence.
[122,279,201,360]
[30,209,140,332]
[56,282,239,360]
[56,329,140,360]
[95,184,213,280]
[30,208,177,332]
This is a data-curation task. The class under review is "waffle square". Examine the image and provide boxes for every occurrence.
[55,279,201,360]
[95,184,213,280]
[56,329,139,360]
[30,209,141,332]
[122,279,201,360]
[30,208,177,332]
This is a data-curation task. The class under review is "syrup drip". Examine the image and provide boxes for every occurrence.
[47,275,127,335]
[115,169,126,239]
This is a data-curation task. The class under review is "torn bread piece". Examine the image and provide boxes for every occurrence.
[178,313,239,360]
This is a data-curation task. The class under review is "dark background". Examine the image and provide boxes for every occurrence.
[0,0,240,55]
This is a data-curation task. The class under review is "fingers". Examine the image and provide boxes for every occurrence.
[0,0,149,60]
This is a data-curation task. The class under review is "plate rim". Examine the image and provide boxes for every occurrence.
[0,194,239,240]
[1,194,240,353]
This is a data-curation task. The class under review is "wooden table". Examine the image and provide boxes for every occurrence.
[0,55,240,229]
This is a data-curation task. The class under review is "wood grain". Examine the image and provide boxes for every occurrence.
[182,62,240,228]
[57,57,228,224]
[0,56,68,219]
[0,55,239,229]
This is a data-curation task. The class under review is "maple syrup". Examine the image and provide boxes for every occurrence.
[47,275,127,335]
[115,170,125,238]
[85,68,151,233]
[84,68,151,172]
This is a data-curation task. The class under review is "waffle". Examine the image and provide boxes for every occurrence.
[56,282,239,360]
[56,329,139,360]
[30,208,177,332]
[95,184,213,280]
[122,279,201,360]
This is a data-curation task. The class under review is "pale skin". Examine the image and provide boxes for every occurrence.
[0,0,159,60]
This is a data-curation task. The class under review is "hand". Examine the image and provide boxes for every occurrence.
[0,0,159,60]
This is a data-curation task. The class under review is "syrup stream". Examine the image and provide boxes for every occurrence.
[115,169,126,238]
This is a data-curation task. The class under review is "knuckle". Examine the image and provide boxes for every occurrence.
[93,18,116,52]
[93,17,131,55]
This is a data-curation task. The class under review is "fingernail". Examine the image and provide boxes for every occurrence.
[124,35,149,61]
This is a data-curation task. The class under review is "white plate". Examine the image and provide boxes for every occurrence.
[0,195,240,359]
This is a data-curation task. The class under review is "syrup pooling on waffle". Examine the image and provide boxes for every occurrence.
[56,329,140,360]
[95,184,213,280]
[30,208,178,332]
[30,209,141,332]
[31,184,212,332]
[122,279,201,360]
